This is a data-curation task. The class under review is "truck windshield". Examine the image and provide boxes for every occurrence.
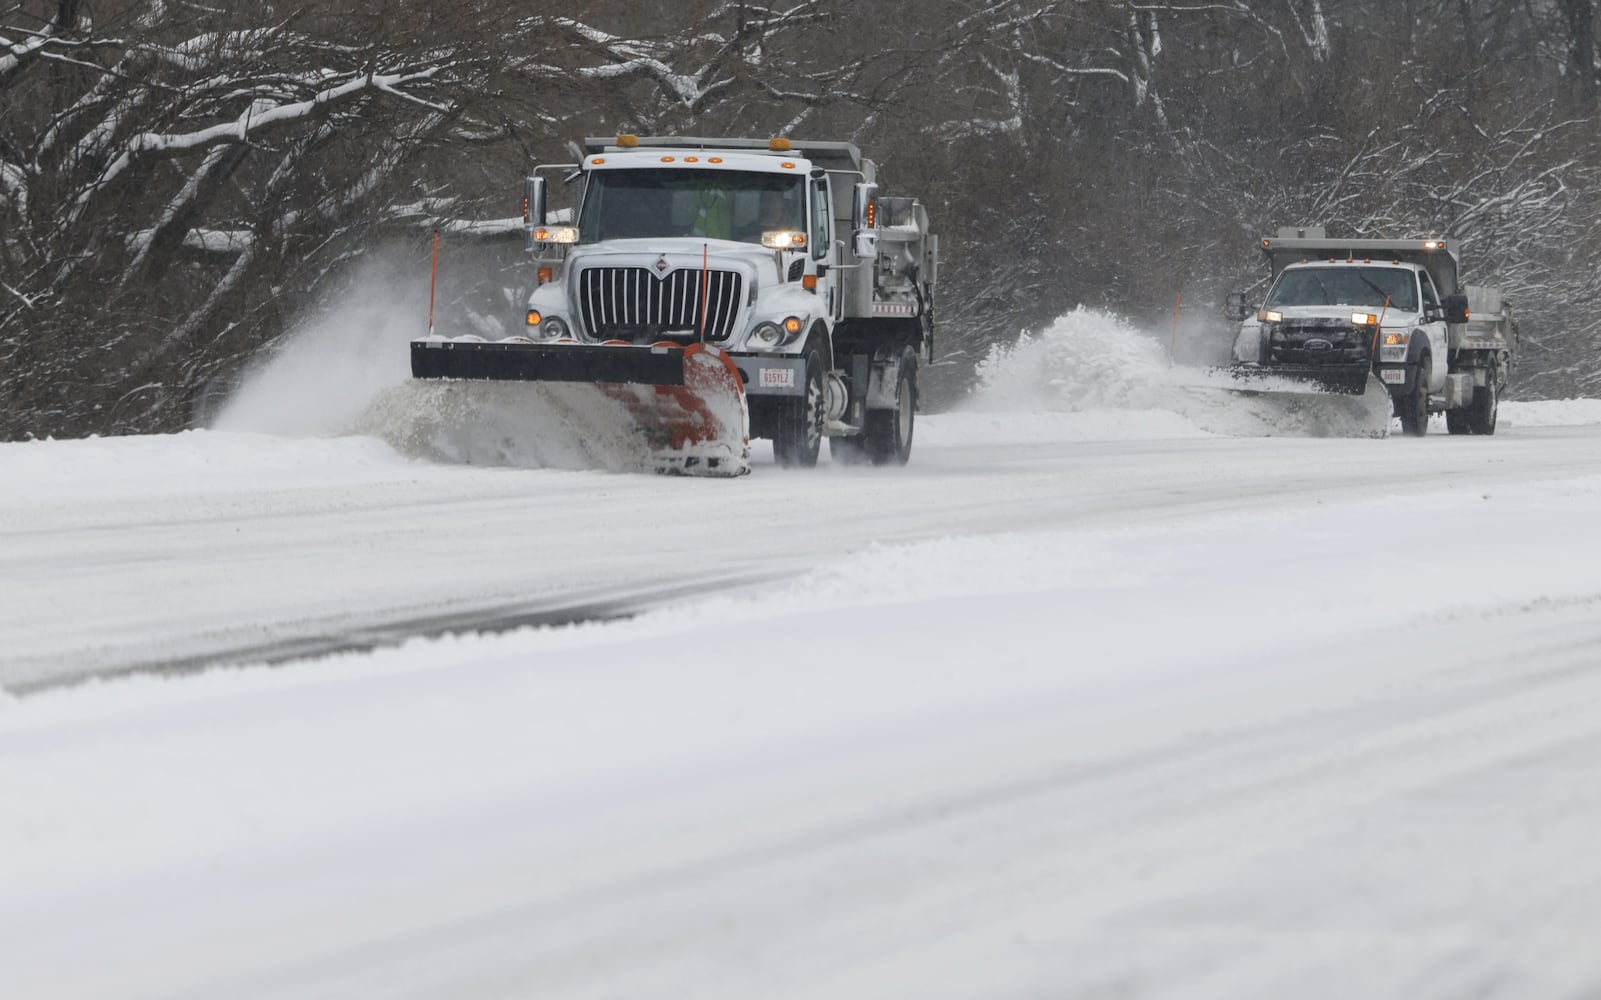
[579,169,805,245]
[1265,267,1418,311]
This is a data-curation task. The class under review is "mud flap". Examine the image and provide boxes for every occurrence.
[391,339,749,476]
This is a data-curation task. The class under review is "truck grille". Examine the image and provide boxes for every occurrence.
[1265,319,1372,366]
[577,267,744,342]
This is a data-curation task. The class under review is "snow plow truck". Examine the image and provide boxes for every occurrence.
[410,135,938,476]
[1223,227,1516,436]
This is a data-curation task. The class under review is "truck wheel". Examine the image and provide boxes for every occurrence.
[1397,353,1430,437]
[866,347,917,465]
[1467,367,1498,435]
[773,345,824,467]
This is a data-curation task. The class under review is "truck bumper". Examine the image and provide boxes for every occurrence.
[1376,363,1417,396]
[730,354,807,397]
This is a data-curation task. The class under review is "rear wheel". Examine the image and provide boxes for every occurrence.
[865,347,917,465]
[773,344,824,467]
[1397,353,1430,437]
[1467,364,1499,435]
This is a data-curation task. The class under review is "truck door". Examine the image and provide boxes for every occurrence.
[809,176,838,321]
[1418,270,1448,391]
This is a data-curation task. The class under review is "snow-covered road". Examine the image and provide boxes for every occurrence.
[7,413,1600,693]
[4,312,1601,998]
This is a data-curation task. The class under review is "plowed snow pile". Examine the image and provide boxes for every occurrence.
[952,307,1392,438]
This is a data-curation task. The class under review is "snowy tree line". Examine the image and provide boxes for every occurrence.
[3,0,1600,438]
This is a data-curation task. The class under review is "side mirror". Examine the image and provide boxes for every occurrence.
[1223,292,1252,323]
[522,175,547,252]
[852,181,878,233]
[853,231,879,259]
[1442,293,1469,324]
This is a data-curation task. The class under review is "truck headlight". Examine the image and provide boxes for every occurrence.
[750,322,783,348]
[750,317,804,350]
[540,316,570,340]
[1382,330,1410,346]
[761,230,807,250]
[534,226,579,245]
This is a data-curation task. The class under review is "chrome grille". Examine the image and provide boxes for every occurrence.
[577,267,744,342]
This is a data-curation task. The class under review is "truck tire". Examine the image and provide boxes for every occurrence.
[1467,367,1498,435]
[773,344,824,467]
[865,347,917,465]
[1397,353,1430,437]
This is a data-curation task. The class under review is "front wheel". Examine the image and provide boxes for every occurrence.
[773,344,824,467]
[1396,353,1430,437]
[865,347,917,465]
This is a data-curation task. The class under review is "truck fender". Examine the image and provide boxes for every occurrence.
[1410,330,1450,393]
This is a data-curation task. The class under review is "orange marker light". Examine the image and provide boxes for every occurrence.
[526,310,542,326]
[802,275,817,291]
[537,267,552,283]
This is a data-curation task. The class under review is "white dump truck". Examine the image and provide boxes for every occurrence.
[1224,228,1516,436]
[411,134,937,474]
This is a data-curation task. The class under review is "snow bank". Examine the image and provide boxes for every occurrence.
[1501,397,1601,427]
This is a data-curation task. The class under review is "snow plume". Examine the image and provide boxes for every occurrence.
[964,307,1392,438]
[211,258,426,436]
[969,307,1173,413]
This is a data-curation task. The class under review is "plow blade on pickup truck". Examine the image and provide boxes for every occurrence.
[1223,362,1375,396]
[1205,365,1393,438]
[404,338,750,476]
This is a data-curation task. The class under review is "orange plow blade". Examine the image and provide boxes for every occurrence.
[396,338,749,476]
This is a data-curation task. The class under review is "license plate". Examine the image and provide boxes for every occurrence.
[1380,369,1406,384]
[759,367,795,388]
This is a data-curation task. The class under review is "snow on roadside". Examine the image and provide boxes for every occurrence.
[1501,397,1601,427]
[0,430,429,506]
